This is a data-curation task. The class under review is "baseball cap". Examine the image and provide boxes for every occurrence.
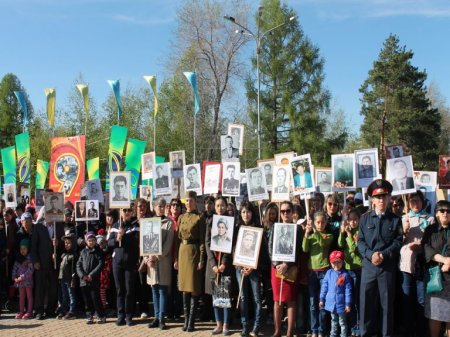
[21,212,33,221]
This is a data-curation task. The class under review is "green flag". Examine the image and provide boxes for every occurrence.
[124,138,147,200]
[35,160,50,189]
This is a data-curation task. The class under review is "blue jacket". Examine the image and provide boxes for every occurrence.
[320,268,352,314]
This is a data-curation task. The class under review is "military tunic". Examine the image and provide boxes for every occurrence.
[177,211,206,293]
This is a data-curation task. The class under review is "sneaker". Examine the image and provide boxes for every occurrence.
[22,313,32,320]
[140,312,148,319]
[212,327,223,335]
[63,312,76,320]
[86,316,94,324]
[57,313,64,320]
[223,330,231,336]
[97,316,106,324]
[35,313,45,320]
[148,318,159,328]
[15,313,24,319]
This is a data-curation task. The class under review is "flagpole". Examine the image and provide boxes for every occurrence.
[153,114,156,153]
[193,111,196,164]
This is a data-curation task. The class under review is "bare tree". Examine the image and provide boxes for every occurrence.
[170,0,250,160]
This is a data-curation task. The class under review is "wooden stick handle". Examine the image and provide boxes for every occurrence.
[236,272,245,309]
[279,277,283,305]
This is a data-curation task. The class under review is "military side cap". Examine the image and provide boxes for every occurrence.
[367,179,393,197]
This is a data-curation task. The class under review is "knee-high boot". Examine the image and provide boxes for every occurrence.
[183,293,191,331]
[187,296,198,332]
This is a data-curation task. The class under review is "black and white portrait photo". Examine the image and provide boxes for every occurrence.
[141,152,155,180]
[109,171,131,209]
[140,217,162,256]
[210,215,234,254]
[227,123,244,155]
[75,199,99,221]
[204,163,221,195]
[86,178,104,204]
[233,226,263,269]
[139,185,152,202]
[271,165,290,201]
[245,167,268,202]
[4,183,17,208]
[35,189,45,211]
[220,135,240,161]
[315,167,332,194]
[222,162,240,197]
[385,144,406,159]
[184,164,202,195]
[257,160,275,191]
[153,163,172,196]
[386,155,416,196]
[44,192,65,222]
[332,154,355,191]
[272,223,297,262]
[355,148,379,188]
[414,171,437,214]
[170,150,185,178]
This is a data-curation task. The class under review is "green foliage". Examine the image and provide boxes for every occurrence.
[359,34,440,171]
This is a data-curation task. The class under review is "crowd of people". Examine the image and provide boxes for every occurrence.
[0,179,449,337]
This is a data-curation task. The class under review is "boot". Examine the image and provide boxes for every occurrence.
[182,293,191,331]
[187,296,198,332]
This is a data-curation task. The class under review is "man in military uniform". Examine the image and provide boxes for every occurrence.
[358,179,403,337]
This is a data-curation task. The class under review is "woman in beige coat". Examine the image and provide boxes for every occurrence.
[145,197,174,330]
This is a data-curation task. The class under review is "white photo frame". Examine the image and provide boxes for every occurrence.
[44,192,65,222]
[140,217,162,256]
[290,154,315,195]
[109,171,131,209]
[257,159,275,191]
[141,152,155,180]
[170,150,186,178]
[220,135,240,161]
[245,167,268,202]
[274,152,295,165]
[139,185,152,202]
[222,162,240,197]
[272,223,297,262]
[233,226,264,269]
[184,164,202,195]
[204,163,221,195]
[332,154,356,191]
[86,179,104,204]
[355,148,379,188]
[315,167,332,194]
[210,215,235,254]
[386,156,416,196]
[4,183,17,208]
[75,200,100,221]
[227,123,245,155]
[272,165,290,201]
[153,163,172,196]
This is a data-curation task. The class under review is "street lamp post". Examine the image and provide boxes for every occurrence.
[224,8,295,160]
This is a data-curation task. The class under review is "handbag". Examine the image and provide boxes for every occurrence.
[212,276,232,308]
[275,265,298,283]
[425,230,448,294]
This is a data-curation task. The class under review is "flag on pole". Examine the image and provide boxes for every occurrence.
[124,138,147,199]
[143,75,158,116]
[87,157,100,180]
[183,72,200,115]
[44,88,56,127]
[14,91,29,128]
[76,84,89,119]
[1,146,17,184]
[36,160,50,189]
[15,132,31,184]
[107,80,123,122]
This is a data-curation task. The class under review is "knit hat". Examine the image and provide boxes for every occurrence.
[329,250,345,263]
[20,238,30,249]
[85,231,96,241]
[96,235,106,245]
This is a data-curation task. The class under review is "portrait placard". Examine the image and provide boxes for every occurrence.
[204,163,221,195]
[274,152,295,165]
[86,179,104,204]
[414,171,437,214]
[153,163,172,196]
[227,123,245,155]
[222,162,240,197]
[233,226,263,269]
[44,192,65,222]
[245,167,268,202]
[140,217,162,256]
[257,159,275,191]
[315,167,332,194]
[172,177,184,198]
[272,223,297,262]
[220,135,240,161]
[271,165,290,201]
[290,154,315,194]
[332,154,356,191]
[4,183,17,208]
[210,215,235,254]
[18,183,30,206]
[438,155,450,189]
[109,171,131,208]
[386,156,416,196]
[184,164,202,195]
[139,185,152,202]
[75,200,100,221]
[385,144,406,159]
[141,152,155,180]
[170,150,185,178]
[35,189,45,211]
[362,187,369,207]
[355,148,379,188]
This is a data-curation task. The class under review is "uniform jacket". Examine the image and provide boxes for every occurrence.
[320,268,352,314]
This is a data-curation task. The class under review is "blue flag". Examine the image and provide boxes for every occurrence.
[107,80,123,121]
[14,91,28,128]
[183,72,200,115]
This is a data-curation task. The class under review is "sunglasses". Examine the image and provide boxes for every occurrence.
[280,209,292,214]
[438,209,450,214]
[327,202,338,207]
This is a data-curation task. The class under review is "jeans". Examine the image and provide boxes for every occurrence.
[330,312,347,337]
[151,285,168,321]
[308,270,327,335]
[60,280,77,313]
[213,306,230,324]
[348,269,361,335]
[296,284,310,334]
[112,264,136,319]
[400,271,426,336]
[81,285,104,318]
[235,269,262,329]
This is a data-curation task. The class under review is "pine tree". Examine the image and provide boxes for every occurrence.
[360,34,440,171]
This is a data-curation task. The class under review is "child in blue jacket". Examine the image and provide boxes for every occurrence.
[319,250,352,337]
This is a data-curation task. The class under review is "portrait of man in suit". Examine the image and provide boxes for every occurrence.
[391,159,414,191]
[221,135,239,160]
[87,201,98,218]
[249,168,265,195]
[171,152,183,171]
[112,175,129,201]
[48,195,63,214]
[358,155,375,179]
[317,171,331,193]
[223,164,239,194]
[155,165,169,189]
[274,167,288,194]
[264,163,273,186]
[186,165,200,189]
[76,201,86,219]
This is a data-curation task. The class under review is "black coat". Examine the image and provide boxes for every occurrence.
[30,222,53,270]
[107,218,140,269]
[76,246,104,287]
